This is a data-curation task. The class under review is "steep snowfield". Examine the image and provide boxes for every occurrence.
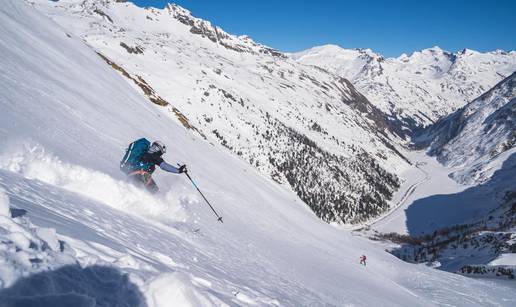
[29,0,410,224]
[1,1,515,306]
[292,44,516,131]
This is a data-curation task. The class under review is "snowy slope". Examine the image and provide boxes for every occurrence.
[1,1,515,306]
[28,0,411,224]
[292,44,516,132]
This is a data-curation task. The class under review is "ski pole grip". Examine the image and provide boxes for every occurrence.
[177,163,188,174]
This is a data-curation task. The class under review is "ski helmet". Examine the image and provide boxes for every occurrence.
[149,141,166,154]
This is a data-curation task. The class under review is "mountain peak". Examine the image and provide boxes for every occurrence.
[291,45,382,62]
[424,46,445,53]
[165,3,193,18]
[317,44,346,51]
[293,42,516,129]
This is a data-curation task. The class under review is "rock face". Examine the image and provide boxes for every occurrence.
[292,45,516,135]
[31,0,410,223]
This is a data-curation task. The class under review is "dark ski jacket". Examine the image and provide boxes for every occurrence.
[140,152,180,174]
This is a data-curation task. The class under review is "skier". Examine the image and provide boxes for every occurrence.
[120,139,186,193]
[360,255,367,266]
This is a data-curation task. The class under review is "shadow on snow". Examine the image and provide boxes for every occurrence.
[378,153,515,275]
[404,152,515,237]
[0,264,147,307]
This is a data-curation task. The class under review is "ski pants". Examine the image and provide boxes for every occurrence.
[127,170,159,194]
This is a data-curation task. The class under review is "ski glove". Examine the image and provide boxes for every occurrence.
[178,164,187,174]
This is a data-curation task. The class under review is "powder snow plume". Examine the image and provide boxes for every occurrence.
[0,141,192,224]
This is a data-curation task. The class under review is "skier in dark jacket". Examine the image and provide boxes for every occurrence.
[127,141,186,193]
[360,255,367,266]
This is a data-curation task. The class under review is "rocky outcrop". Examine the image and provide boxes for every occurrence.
[165,4,286,58]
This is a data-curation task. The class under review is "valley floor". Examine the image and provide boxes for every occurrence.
[370,150,468,235]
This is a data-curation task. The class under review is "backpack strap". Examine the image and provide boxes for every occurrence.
[120,142,135,169]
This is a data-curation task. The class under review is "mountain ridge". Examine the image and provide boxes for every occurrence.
[292,44,516,133]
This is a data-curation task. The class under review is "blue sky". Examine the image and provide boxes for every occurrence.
[131,0,516,57]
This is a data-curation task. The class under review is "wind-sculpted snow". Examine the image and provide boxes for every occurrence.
[0,173,223,306]
[30,0,411,223]
[293,45,516,132]
[0,188,76,289]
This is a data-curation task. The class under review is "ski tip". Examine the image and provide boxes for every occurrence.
[218,217,223,223]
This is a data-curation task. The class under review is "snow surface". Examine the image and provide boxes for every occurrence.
[361,148,515,279]
[490,253,516,266]
[365,70,515,236]
[1,0,515,306]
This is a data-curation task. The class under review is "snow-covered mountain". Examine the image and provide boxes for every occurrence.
[292,44,516,133]
[4,1,516,305]
[370,73,515,280]
[28,0,412,224]
[421,72,515,185]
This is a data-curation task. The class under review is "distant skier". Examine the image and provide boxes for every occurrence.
[360,255,367,266]
[120,138,186,193]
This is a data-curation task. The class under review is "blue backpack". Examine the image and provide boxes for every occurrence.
[120,138,152,174]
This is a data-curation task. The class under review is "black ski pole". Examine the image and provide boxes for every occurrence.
[180,166,223,223]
